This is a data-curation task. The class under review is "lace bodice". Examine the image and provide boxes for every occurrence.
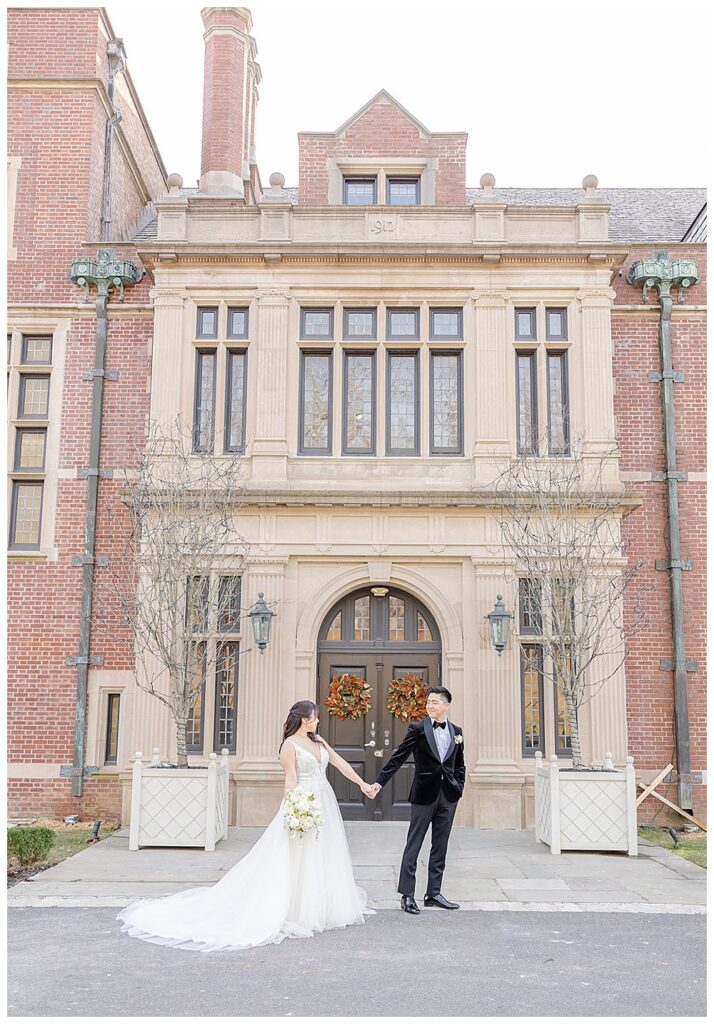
[289,740,328,792]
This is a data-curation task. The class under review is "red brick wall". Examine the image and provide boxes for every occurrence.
[613,244,707,822]
[299,99,467,205]
[7,8,163,822]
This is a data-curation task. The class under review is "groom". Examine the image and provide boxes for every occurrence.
[368,686,465,915]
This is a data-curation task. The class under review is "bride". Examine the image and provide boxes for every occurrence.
[117,700,375,951]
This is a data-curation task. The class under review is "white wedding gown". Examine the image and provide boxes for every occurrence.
[117,740,374,952]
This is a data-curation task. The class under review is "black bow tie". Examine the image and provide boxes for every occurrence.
[433,720,447,729]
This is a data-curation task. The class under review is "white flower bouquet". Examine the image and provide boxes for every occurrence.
[284,786,323,839]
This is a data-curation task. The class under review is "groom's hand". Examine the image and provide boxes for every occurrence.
[369,783,381,799]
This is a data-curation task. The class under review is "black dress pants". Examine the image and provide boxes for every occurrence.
[397,788,458,898]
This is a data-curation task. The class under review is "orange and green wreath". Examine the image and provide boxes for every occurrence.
[387,673,429,723]
[324,673,372,720]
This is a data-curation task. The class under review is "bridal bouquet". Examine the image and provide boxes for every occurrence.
[284,786,323,840]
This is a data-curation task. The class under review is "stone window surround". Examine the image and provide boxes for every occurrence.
[7,320,68,562]
[327,157,437,206]
[512,298,574,458]
[190,298,253,455]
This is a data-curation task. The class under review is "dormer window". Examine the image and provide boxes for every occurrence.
[344,177,377,205]
[387,177,420,206]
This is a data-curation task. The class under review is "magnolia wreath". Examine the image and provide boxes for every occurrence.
[387,673,429,723]
[324,673,372,720]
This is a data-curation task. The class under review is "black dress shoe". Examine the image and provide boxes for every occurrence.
[401,895,421,915]
[424,893,460,910]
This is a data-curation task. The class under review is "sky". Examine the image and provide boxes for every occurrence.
[15,0,713,190]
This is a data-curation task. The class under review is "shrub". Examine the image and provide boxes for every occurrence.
[7,826,54,867]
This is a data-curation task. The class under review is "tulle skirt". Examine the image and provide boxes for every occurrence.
[117,780,374,952]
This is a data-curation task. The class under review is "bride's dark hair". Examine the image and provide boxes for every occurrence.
[280,700,320,752]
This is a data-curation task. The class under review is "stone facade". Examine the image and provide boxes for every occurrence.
[7,6,706,828]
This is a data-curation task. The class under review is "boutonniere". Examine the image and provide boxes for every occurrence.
[454,735,463,745]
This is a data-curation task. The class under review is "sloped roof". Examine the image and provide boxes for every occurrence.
[134,187,706,244]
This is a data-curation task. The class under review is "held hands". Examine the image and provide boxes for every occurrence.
[361,782,381,800]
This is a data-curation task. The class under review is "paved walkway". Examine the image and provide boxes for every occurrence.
[8,823,705,914]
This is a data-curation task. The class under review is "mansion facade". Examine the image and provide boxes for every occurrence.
[7,7,706,828]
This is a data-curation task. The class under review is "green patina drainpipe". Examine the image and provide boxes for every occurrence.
[626,251,700,812]
[67,251,143,798]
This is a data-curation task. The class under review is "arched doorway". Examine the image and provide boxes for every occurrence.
[317,585,442,821]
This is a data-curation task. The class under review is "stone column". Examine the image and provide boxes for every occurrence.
[251,288,291,481]
[472,292,511,484]
[578,289,617,454]
[149,287,189,432]
[469,560,526,827]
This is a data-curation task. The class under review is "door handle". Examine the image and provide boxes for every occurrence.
[384,729,390,748]
[374,749,384,758]
[365,740,376,748]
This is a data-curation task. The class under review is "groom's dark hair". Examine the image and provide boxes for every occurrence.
[426,686,452,703]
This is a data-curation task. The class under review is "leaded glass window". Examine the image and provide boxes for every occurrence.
[192,350,216,453]
[343,352,375,454]
[429,309,462,340]
[430,352,462,454]
[215,642,238,753]
[353,596,370,640]
[387,177,420,205]
[516,351,537,455]
[21,335,52,364]
[555,674,574,755]
[9,481,42,549]
[326,611,342,640]
[547,351,570,455]
[196,307,218,338]
[18,376,49,418]
[186,643,206,752]
[546,308,567,341]
[300,309,333,340]
[389,596,405,640]
[299,352,332,453]
[227,307,249,339]
[344,177,377,205]
[387,308,419,340]
[417,611,432,641]
[387,352,419,454]
[218,576,241,632]
[515,308,536,340]
[104,693,120,765]
[14,430,46,471]
[344,309,376,339]
[186,576,209,633]
[521,644,544,755]
[518,578,542,635]
[225,350,247,453]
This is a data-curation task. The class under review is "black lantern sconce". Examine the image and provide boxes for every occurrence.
[485,594,513,656]
[249,593,276,653]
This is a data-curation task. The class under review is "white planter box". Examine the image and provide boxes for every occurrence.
[534,751,638,855]
[128,748,230,851]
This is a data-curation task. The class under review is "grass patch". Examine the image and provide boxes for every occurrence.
[7,817,120,883]
[638,825,706,868]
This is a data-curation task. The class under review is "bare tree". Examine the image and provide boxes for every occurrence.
[492,437,647,767]
[94,420,249,767]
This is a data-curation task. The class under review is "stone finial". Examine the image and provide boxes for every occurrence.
[480,172,496,193]
[582,174,598,195]
[167,172,183,196]
[262,171,290,204]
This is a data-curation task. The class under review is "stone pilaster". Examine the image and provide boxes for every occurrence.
[472,292,511,482]
[578,289,617,453]
[149,287,189,432]
[250,289,291,481]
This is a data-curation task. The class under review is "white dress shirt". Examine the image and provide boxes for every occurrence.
[432,718,450,762]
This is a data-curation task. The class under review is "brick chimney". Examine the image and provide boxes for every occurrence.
[199,7,259,199]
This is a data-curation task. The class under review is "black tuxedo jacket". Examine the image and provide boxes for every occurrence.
[375,718,465,805]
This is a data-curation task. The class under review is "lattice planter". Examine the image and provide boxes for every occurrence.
[534,751,638,855]
[128,749,230,851]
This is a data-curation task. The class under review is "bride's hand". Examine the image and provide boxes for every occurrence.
[359,781,373,797]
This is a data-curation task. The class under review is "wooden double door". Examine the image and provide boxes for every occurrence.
[318,650,441,821]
